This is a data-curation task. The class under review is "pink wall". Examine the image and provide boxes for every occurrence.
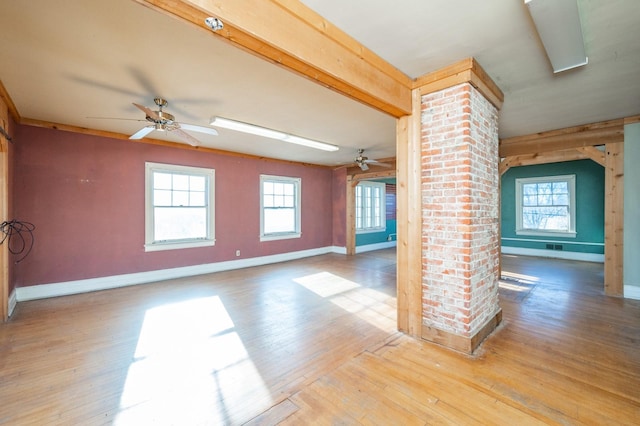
[12,125,338,287]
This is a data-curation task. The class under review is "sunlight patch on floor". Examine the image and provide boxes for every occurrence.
[294,272,395,332]
[294,271,360,297]
[499,280,534,293]
[501,270,540,284]
[114,296,271,425]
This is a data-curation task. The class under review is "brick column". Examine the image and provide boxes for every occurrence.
[419,74,502,353]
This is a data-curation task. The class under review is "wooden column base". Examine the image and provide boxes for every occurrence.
[421,309,502,354]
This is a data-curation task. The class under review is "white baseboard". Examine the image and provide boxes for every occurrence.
[8,288,17,317]
[501,246,604,263]
[624,285,640,300]
[16,246,342,302]
[355,241,397,254]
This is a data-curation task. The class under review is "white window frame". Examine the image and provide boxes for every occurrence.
[355,181,386,234]
[260,174,301,242]
[145,162,215,252]
[515,174,576,238]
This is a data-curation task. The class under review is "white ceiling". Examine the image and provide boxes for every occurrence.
[1,0,639,166]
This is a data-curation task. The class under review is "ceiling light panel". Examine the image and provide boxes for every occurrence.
[525,0,588,73]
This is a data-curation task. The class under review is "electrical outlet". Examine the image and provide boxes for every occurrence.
[235,250,241,257]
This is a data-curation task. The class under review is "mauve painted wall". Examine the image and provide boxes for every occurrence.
[12,125,335,287]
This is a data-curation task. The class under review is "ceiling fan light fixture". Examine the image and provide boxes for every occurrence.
[210,116,339,152]
[525,0,588,73]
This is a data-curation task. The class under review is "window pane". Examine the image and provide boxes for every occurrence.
[283,194,294,208]
[537,183,552,195]
[552,194,569,205]
[154,189,172,206]
[537,193,552,206]
[552,182,568,193]
[263,181,273,194]
[154,173,172,190]
[154,207,207,240]
[523,206,569,231]
[264,208,295,233]
[522,183,538,196]
[190,192,205,206]
[172,174,189,191]
[173,190,189,206]
[190,176,205,191]
[523,195,537,206]
[263,194,274,208]
[283,183,294,196]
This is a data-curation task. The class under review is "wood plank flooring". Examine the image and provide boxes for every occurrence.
[1,250,639,425]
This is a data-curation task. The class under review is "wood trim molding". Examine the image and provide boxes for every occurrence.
[344,158,397,179]
[421,309,502,354]
[19,118,332,169]
[135,0,412,117]
[396,88,422,337]
[604,142,624,297]
[413,58,504,110]
[624,115,640,125]
[500,119,624,158]
[499,147,605,175]
[575,146,606,167]
[0,80,20,124]
[0,93,9,321]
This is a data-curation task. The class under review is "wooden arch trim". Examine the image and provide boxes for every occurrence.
[499,117,627,297]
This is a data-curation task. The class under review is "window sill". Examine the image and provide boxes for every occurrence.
[260,233,301,242]
[145,239,215,252]
[356,228,387,235]
[515,230,577,239]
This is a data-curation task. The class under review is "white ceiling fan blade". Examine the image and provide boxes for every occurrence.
[178,123,218,136]
[366,160,392,168]
[133,103,161,121]
[173,128,201,147]
[130,126,155,139]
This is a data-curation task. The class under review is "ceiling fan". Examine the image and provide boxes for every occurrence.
[353,149,392,171]
[129,97,218,146]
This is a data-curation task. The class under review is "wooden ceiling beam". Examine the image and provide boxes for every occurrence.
[499,148,603,176]
[500,118,624,158]
[135,0,413,117]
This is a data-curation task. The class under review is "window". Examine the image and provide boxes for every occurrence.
[515,174,576,237]
[260,175,301,241]
[356,181,386,233]
[145,162,215,251]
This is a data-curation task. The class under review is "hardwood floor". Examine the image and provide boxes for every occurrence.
[1,250,639,425]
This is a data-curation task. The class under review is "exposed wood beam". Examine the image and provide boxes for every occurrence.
[345,176,356,256]
[604,142,624,297]
[624,115,640,125]
[413,58,504,110]
[499,148,601,175]
[396,88,422,337]
[0,94,9,321]
[500,119,624,158]
[344,158,397,180]
[0,80,20,124]
[575,146,606,167]
[135,0,412,117]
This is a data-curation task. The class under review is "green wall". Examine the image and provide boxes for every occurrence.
[356,178,396,247]
[501,160,604,254]
[356,219,396,246]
